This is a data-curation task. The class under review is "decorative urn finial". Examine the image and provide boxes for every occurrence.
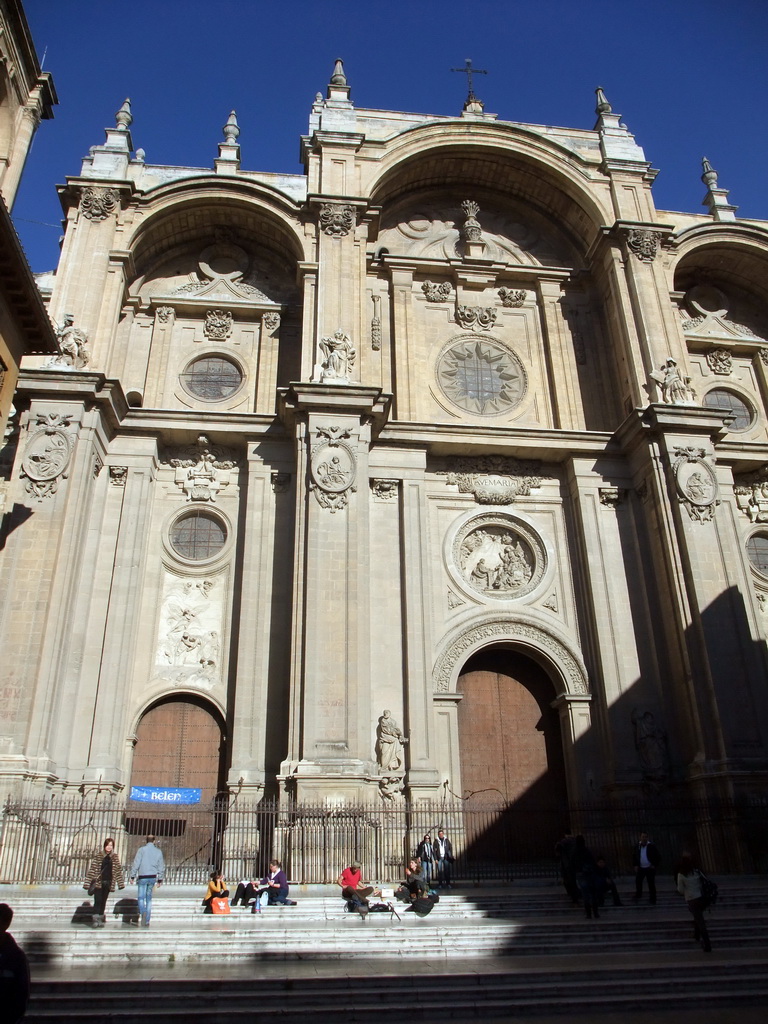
[701,156,718,188]
[223,111,240,144]
[115,98,133,130]
[330,58,347,86]
[595,87,612,115]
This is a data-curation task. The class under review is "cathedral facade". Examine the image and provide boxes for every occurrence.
[2,61,768,850]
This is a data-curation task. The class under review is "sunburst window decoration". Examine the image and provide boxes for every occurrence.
[436,337,527,416]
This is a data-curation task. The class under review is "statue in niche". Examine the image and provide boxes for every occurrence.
[631,708,670,787]
[319,330,356,382]
[649,358,697,406]
[376,710,407,773]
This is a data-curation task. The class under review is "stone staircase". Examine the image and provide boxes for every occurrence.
[4,879,768,1021]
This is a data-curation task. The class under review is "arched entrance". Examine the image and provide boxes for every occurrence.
[457,647,569,870]
[130,696,225,803]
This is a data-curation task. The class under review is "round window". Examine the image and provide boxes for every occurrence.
[702,388,754,431]
[181,356,242,401]
[747,534,768,577]
[436,338,527,416]
[170,511,227,560]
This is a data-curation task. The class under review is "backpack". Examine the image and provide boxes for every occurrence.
[700,873,718,907]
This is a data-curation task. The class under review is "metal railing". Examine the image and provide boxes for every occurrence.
[2,793,767,885]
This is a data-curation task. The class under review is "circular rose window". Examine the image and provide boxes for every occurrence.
[452,513,546,600]
[170,511,227,561]
[180,356,243,401]
[703,388,754,431]
[436,338,527,416]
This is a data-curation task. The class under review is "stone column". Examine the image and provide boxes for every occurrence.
[278,384,388,802]
[536,277,583,429]
[552,694,593,804]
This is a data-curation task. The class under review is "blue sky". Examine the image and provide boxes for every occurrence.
[14,0,768,272]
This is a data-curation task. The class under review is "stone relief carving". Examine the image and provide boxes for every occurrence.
[460,199,483,243]
[447,589,465,609]
[439,455,544,505]
[706,348,732,375]
[155,576,223,689]
[319,202,355,237]
[631,707,670,788]
[433,617,589,695]
[169,241,276,303]
[156,306,175,323]
[371,294,381,351]
[455,305,497,331]
[599,487,625,507]
[734,467,768,522]
[626,228,662,263]
[436,339,527,416]
[760,349,768,366]
[109,466,127,487]
[672,446,719,523]
[46,314,90,370]
[497,287,526,308]
[20,412,75,502]
[636,480,649,502]
[204,309,233,341]
[649,358,697,405]
[79,186,120,221]
[371,479,398,501]
[452,513,547,601]
[309,426,357,512]
[679,285,764,343]
[543,593,558,613]
[422,281,452,303]
[319,330,356,383]
[262,312,280,331]
[92,453,103,479]
[164,435,237,503]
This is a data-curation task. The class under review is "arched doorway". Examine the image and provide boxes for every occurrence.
[457,647,568,871]
[130,696,226,803]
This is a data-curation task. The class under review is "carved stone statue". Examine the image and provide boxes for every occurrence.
[649,358,696,405]
[376,709,407,773]
[631,708,670,786]
[319,330,356,383]
[47,314,90,370]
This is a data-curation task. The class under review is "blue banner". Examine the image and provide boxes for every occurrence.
[129,786,201,805]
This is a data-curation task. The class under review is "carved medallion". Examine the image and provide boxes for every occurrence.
[452,513,546,601]
[204,309,233,341]
[164,435,237,503]
[371,478,399,501]
[672,446,719,523]
[262,312,280,331]
[436,338,527,416]
[455,305,497,330]
[309,426,357,512]
[734,467,768,522]
[156,306,175,324]
[79,186,120,221]
[20,413,75,501]
[319,202,355,237]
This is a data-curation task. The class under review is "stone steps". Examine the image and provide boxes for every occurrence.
[23,960,768,1022]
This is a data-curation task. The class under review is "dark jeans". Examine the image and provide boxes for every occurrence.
[92,884,110,917]
[341,884,373,907]
[635,867,656,902]
[231,882,257,906]
[436,858,452,886]
[687,896,711,949]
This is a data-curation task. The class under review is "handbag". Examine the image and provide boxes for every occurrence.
[211,896,230,915]
[86,873,104,896]
[700,873,719,907]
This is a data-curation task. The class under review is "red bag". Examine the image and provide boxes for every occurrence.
[211,897,230,915]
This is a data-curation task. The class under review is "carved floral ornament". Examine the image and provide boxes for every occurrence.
[422,281,452,303]
[318,202,356,237]
[672,446,720,523]
[438,454,546,505]
[433,616,589,695]
[156,306,175,324]
[451,512,547,602]
[455,305,497,331]
[498,288,526,308]
[20,412,76,502]
[309,425,357,512]
[79,186,120,221]
[706,348,732,375]
[262,312,280,331]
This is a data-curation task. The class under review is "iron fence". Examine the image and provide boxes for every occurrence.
[1,794,767,885]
